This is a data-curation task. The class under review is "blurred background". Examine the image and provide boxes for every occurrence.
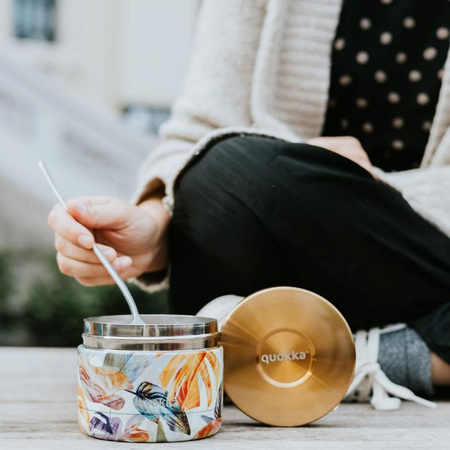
[0,0,201,346]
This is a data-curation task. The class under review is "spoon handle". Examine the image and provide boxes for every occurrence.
[38,161,145,325]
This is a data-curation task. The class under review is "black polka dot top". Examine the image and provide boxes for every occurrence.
[322,0,450,172]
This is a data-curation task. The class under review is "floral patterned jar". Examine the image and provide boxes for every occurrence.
[77,315,223,443]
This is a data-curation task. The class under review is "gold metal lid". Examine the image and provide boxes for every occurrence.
[221,287,355,426]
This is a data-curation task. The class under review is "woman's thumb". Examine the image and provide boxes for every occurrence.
[67,197,129,230]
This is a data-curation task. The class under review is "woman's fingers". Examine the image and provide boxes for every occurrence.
[76,266,136,287]
[76,276,121,287]
[54,235,117,264]
[67,196,132,230]
[56,252,132,277]
[48,204,94,249]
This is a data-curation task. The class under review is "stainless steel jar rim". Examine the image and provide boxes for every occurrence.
[84,314,218,337]
[82,334,219,351]
[82,314,219,350]
[83,332,217,343]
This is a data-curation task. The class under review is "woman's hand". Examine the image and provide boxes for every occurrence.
[47,196,170,286]
[307,136,376,177]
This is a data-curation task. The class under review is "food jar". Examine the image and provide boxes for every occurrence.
[77,315,223,443]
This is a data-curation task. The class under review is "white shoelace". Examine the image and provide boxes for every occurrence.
[345,324,437,411]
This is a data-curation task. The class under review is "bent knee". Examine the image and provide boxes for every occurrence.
[175,135,282,200]
[173,134,363,220]
[172,136,275,231]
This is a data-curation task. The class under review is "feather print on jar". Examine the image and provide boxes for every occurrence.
[89,412,150,442]
[158,351,221,411]
[194,382,224,439]
[126,382,191,435]
[78,354,133,410]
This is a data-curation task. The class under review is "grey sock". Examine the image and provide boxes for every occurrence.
[378,326,434,396]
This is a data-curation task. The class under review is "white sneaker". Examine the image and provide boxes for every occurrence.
[345,324,436,411]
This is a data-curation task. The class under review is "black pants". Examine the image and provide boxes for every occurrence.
[169,136,450,362]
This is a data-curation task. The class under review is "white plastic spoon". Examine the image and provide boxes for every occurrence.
[38,161,146,326]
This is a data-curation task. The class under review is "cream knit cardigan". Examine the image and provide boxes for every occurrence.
[134,0,450,257]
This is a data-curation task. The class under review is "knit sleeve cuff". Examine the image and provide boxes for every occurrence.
[129,266,170,294]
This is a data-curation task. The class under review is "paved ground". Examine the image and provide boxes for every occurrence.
[0,347,448,449]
